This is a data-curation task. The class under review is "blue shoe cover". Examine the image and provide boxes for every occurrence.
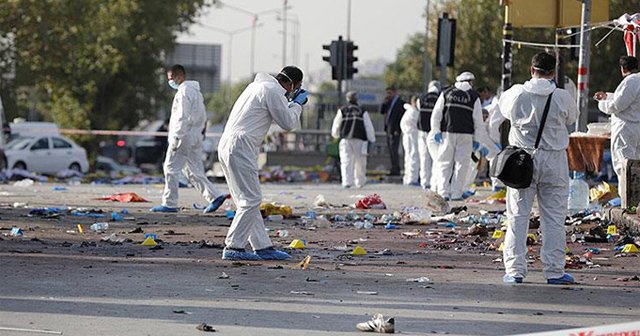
[547,274,575,285]
[204,194,228,214]
[255,247,291,260]
[222,248,261,261]
[150,205,178,213]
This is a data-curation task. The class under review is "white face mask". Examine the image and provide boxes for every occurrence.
[168,79,179,90]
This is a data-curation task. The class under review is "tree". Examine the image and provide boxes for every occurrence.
[205,78,252,125]
[0,0,206,131]
[383,0,640,100]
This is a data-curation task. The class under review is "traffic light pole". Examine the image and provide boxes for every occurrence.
[576,0,591,132]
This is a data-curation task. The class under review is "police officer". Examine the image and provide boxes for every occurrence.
[416,80,441,189]
[430,72,488,200]
[331,91,376,188]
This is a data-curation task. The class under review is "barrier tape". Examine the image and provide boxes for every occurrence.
[515,321,640,336]
[57,128,223,137]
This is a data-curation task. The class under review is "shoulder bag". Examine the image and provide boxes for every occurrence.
[489,92,553,189]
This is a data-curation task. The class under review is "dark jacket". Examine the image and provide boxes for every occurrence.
[380,95,405,135]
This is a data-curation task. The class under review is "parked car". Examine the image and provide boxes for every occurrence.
[5,135,89,174]
[95,156,141,175]
[131,120,168,170]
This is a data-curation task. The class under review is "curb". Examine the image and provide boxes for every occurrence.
[605,207,640,235]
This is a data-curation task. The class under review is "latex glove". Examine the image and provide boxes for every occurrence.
[479,147,489,157]
[495,143,502,151]
[434,132,443,144]
[472,141,480,151]
[293,89,309,106]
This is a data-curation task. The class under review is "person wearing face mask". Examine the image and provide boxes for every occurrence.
[151,64,228,214]
[499,52,579,285]
[218,66,309,261]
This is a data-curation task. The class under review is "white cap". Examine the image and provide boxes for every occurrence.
[456,71,475,82]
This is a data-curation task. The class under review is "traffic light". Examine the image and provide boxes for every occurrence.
[345,41,358,79]
[322,40,343,80]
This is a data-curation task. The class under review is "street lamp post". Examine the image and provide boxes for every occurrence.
[199,23,259,83]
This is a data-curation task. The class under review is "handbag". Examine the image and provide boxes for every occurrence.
[490,92,554,189]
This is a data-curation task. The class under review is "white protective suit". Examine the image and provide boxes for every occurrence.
[416,86,440,189]
[486,99,506,190]
[597,72,640,179]
[499,78,579,280]
[400,103,420,185]
[162,80,222,207]
[330,107,376,188]
[218,73,302,250]
[430,81,487,199]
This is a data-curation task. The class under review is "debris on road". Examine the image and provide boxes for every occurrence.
[356,313,395,333]
[96,192,149,203]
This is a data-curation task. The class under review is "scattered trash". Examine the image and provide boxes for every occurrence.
[357,291,379,295]
[276,230,289,238]
[260,202,292,217]
[90,222,109,232]
[406,277,431,283]
[101,233,125,244]
[589,182,618,204]
[266,214,284,221]
[10,227,23,237]
[313,194,330,208]
[290,290,314,295]
[385,223,397,230]
[218,272,230,279]
[355,194,387,210]
[52,186,68,191]
[195,323,217,332]
[13,179,35,187]
[291,255,312,270]
[423,189,450,214]
[96,192,149,203]
[356,313,395,333]
[111,212,124,222]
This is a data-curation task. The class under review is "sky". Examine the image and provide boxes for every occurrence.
[177,0,427,83]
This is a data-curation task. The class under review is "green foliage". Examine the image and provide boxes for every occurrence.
[0,0,206,131]
[205,78,252,124]
[383,32,426,93]
[383,0,640,98]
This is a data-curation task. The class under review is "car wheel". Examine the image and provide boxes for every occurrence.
[69,163,81,172]
[13,161,27,171]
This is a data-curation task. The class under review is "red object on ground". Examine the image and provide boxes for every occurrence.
[96,192,149,203]
[355,194,387,210]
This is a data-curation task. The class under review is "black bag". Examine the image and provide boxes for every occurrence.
[490,92,553,189]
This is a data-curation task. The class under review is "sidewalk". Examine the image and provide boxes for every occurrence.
[606,207,640,235]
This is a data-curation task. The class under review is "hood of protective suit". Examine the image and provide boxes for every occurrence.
[523,78,556,96]
[180,80,201,91]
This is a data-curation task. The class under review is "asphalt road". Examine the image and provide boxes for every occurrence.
[0,182,638,336]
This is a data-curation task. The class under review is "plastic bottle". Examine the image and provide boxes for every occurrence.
[90,222,109,232]
[568,172,589,213]
[225,203,235,219]
[363,220,374,229]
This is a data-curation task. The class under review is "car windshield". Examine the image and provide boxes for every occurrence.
[6,137,33,150]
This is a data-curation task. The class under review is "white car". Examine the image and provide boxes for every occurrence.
[5,135,89,174]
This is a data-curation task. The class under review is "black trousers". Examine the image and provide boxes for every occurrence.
[386,132,401,176]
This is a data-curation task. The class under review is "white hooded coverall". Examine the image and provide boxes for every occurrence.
[400,103,420,185]
[162,80,222,207]
[218,73,302,250]
[597,72,640,179]
[416,87,440,189]
[499,78,579,280]
[430,81,486,199]
[331,106,376,188]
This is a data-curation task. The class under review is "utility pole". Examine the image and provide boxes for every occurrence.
[282,0,288,67]
[499,2,513,148]
[423,0,432,90]
[576,0,592,132]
